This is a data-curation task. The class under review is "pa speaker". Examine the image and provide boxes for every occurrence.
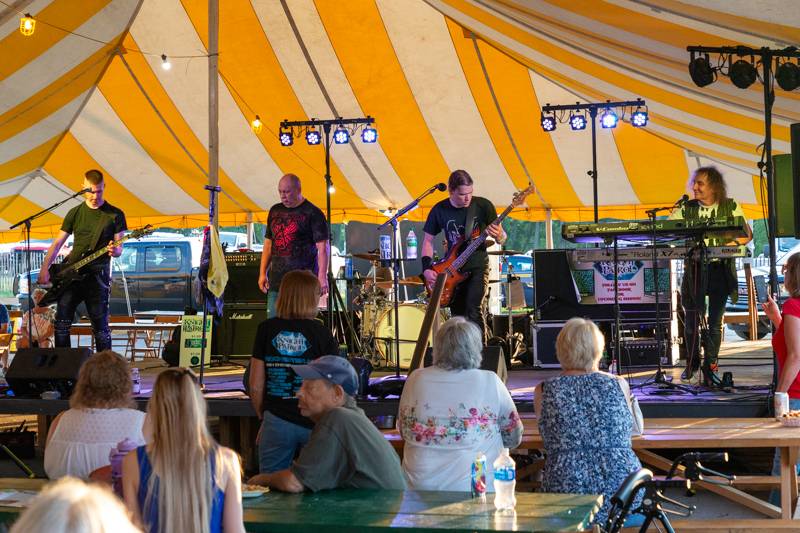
[533,250,580,320]
[216,304,267,358]
[6,348,91,398]
[775,153,796,237]
[223,252,263,304]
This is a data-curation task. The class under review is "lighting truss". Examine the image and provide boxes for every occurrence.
[279,117,376,149]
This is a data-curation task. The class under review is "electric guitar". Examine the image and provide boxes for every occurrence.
[39,225,155,306]
[426,186,534,306]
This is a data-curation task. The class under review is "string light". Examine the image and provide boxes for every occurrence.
[328,184,336,194]
[251,115,263,134]
[160,54,171,71]
[19,13,35,36]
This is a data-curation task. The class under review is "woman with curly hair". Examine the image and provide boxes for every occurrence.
[44,350,145,480]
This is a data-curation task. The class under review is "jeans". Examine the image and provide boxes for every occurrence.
[266,289,279,319]
[54,265,111,352]
[258,411,311,473]
[682,261,730,369]
[770,397,800,505]
[449,266,490,342]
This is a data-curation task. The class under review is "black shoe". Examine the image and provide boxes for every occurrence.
[702,367,723,388]
[680,366,695,381]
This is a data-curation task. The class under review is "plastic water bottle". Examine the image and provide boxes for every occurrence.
[406,229,418,260]
[471,452,487,501]
[493,448,516,510]
[109,438,138,497]
[131,367,141,395]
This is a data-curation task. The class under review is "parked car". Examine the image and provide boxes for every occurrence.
[16,234,202,315]
[498,253,534,309]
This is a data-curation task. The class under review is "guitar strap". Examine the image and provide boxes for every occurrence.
[463,201,478,243]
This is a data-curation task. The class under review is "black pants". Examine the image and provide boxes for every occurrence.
[449,267,489,342]
[681,261,730,369]
[54,265,112,352]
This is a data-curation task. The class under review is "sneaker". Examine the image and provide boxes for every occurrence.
[680,366,695,381]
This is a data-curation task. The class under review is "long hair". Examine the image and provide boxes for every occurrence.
[690,166,727,202]
[784,253,800,298]
[145,369,231,533]
[447,169,473,191]
[276,270,320,320]
[70,350,133,409]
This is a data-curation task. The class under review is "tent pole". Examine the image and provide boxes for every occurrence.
[545,209,553,250]
[208,0,219,229]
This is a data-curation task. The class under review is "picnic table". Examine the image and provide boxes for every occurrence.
[0,480,601,532]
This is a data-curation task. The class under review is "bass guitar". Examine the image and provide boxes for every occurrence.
[426,186,534,306]
[40,225,154,306]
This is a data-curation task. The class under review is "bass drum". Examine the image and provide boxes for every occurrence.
[374,304,442,369]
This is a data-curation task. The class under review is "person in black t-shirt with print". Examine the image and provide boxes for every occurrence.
[248,270,339,473]
[38,169,126,352]
[258,174,328,318]
[421,170,507,340]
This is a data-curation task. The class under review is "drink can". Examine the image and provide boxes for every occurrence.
[775,392,789,420]
[379,235,392,261]
[345,257,353,279]
[471,453,487,499]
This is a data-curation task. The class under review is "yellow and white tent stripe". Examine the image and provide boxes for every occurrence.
[0,0,797,242]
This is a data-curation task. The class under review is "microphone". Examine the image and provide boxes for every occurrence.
[436,183,446,192]
[76,187,92,195]
[673,194,689,208]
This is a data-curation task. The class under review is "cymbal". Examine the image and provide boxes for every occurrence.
[353,252,380,261]
[375,277,423,289]
[487,249,522,256]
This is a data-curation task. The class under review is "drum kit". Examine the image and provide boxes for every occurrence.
[345,252,446,369]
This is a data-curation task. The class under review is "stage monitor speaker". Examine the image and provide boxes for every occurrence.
[216,304,267,358]
[775,153,796,237]
[422,345,507,382]
[223,252,263,304]
[6,348,91,398]
[533,250,580,321]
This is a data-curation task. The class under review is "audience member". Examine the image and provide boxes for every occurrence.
[10,476,140,533]
[122,368,244,533]
[535,317,643,524]
[248,356,405,492]
[17,287,55,349]
[0,301,8,333]
[44,350,145,480]
[398,317,522,491]
[248,270,337,473]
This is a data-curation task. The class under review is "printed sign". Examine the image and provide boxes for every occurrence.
[179,315,213,367]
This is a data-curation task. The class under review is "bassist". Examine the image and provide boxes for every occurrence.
[38,169,126,352]
[421,170,506,341]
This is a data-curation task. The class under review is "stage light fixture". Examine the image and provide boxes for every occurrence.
[631,108,648,127]
[161,54,172,71]
[776,60,800,91]
[328,184,336,194]
[251,115,263,134]
[361,127,377,143]
[568,113,587,131]
[278,128,293,146]
[729,57,757,89]
[333,127,349,144]
[688,53,716,87]
[600,108,618,128]
[540,113,556,132]
[20,13,35,36]
[306,129,321,145]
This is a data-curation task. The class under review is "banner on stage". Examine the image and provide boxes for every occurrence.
[179,315,213,367]
[570,259,671,305]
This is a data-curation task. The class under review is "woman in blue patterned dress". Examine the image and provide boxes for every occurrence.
[535,317,643,524]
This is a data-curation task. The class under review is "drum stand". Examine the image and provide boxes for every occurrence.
[498,256,525,362]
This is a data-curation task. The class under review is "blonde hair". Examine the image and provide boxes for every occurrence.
[556,318,604,371]
[70,350,134,409]
[145,368,238,533]
[784,253,800,298]
[276,270,320,320]
[10,477,140,533]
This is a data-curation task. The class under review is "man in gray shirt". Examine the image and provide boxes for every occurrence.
[249,356,406,492]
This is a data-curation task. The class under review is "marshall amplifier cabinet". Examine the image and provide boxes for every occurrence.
[216,304,267,358]
[224,252,263,304]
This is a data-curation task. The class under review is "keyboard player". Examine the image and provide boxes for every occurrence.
[669,166,752,385]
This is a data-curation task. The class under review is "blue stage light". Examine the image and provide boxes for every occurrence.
[569,114,587,131]
[333,127,349,144]
[361,127,377,143]
[306,129,321,145]
[541,113,556,132]
[631,109,649,127]
[278,130,293,146]
[600,109,618,129]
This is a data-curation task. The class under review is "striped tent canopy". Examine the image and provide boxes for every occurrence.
[0,0,798,242]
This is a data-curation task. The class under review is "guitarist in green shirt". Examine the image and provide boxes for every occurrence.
[38,169,127,352]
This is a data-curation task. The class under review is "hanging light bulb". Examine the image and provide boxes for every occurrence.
[161,54,172,71]
[251,115,263,134]
[19,13,35,36]
[328,184,336,194]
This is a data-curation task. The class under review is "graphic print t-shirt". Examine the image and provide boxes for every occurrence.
[265,200,327,288]
[252,317,339,427]
[61,202,127,270]
[423,196,497,272]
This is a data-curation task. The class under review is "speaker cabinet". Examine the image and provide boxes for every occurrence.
[223,252,263,304]
[216,304,267,358]
[6,348,91,398]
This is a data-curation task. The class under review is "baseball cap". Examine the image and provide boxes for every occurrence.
[292,355,358,396]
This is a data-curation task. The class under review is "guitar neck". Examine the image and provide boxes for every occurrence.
[451,204,514,270]
[66,235,130,273]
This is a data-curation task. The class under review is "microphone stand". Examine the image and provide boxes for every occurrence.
[378,185,443,378]
[9,189,86,349]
